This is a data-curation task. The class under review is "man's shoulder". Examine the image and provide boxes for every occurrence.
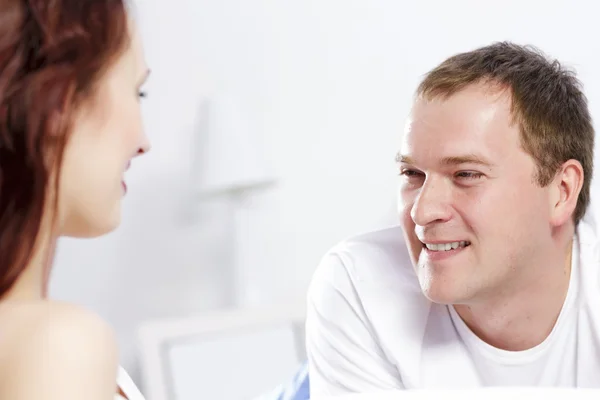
[307,226,435,380]
[327,225,416,282]
[310,225,421,298]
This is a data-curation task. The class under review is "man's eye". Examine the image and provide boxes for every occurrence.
[455,171,483,180]
[400,169,422,177]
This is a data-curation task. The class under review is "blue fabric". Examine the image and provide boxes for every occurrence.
[278,361,309,400]
[259,361,310,400]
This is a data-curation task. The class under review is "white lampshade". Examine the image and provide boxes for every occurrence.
[193,95,276,198]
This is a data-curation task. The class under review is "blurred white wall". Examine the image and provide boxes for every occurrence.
[48,0,600,385]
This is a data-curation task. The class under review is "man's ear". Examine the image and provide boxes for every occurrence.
[549,159,584,227]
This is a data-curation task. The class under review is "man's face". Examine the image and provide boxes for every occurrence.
[398,84,554,304]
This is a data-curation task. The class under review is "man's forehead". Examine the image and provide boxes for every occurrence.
[412,83,512,114]
[406,92,515,139]
[400,105,523,168]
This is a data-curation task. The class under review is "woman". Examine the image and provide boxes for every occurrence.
[0,0,151,399]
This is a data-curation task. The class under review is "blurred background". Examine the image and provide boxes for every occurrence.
[47,0,600,399]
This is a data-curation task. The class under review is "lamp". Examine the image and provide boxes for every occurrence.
[192,94,277,307]
[193,95,276,199]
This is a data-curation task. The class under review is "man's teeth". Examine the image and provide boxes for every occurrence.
[425,241,469,251]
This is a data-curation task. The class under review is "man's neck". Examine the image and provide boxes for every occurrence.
[453,238,573,351]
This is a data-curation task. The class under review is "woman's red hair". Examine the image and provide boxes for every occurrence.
[0,0,131,297]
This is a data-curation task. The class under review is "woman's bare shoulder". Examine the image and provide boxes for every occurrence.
[0,300,120,399]
[0,300,117,349]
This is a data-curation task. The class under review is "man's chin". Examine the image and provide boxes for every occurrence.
[418,271,470,305]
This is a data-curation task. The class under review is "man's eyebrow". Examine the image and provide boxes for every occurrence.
[394,153,494,167]
[395,153,413,164]
[439,154,494,167]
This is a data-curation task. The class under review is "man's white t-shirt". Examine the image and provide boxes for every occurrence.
[305,210,600,396]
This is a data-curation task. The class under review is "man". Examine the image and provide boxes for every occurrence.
[305,42,600,395]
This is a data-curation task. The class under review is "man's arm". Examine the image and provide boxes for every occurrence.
[305,252,403,396]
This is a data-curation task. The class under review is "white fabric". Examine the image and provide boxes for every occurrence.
[115,366,145,400]
[305,208,600,396]
[311,387,600,400]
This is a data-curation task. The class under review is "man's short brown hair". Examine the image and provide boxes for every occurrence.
[416,42,594,224]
